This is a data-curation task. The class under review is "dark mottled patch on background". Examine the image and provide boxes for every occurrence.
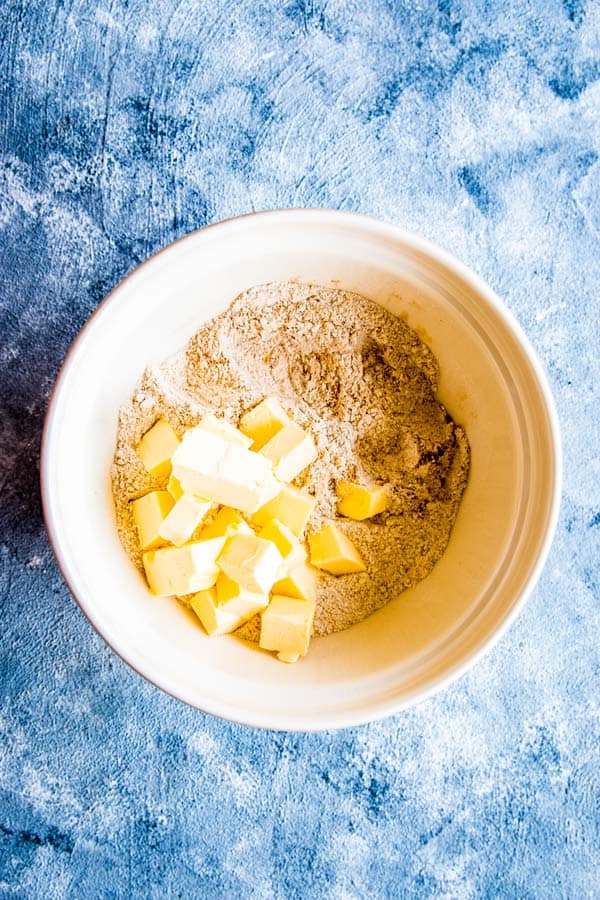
[523,726,561,772]
[318,11,348,44]
[0,822,74,855]
[582,567,598,594]
[458,165,492,214]
[155,731,188,762]
[173,183,210,235]
[562,0,586,26]
[573,149,599,175]
[437,0,462,40]
[368,60,451,119]
[419,813,454,846]
[283,0,326,33]
[228,128,257,173]
[370,75,405,119]
[367,773,390,816]
[133,814,170,852]
[458,36,510,86]
[318,751,408,824]
[414,868,439,892]
[367,34,510,120]
[549,60,600,99]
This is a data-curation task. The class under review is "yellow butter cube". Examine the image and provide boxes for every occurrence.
[215,572,268,609]
[337,481,388,520]
[238,397,291,450]
[252,484,316,537]
[191,574,268,636]
[190,587,219,634]
[260,595,316,659]
[158,494,212,547]
[131,491,174,551]
[198,412,252,448]
[272,562,318,601]
[136,419,180,479]
[201,507,254,540]
[167,474,184,501]
[259,421,318,483]
[171,427,280,514]
[142,537,226,596]
[217,533,283,594]
[308,524,366,575]
[277,652,300,664]
[258,519,307,571]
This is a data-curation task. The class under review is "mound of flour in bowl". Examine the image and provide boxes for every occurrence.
[112,281,470,640]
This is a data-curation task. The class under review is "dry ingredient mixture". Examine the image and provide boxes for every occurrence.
[112,281,470,641]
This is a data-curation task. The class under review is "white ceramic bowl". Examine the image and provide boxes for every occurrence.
[41,210,561,730]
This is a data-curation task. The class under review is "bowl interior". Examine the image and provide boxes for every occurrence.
[43,212,559,729]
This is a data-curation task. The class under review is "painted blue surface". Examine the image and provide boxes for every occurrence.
[1,1,599,896]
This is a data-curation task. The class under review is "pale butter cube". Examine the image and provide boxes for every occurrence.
[131,491,174,551]
[191,574,268,636]
[136,419,180,478]
[158,494,212,547]
[217,533,283,594]
[238,397,291,450]
[252,484,316,537]
[272,562,318,601]
[201,506,254,540]
[308,524,366,575]
[258,519,307,571]
[142,537,226,596]
[167,474,184,501]
[198,412,252,448]
[260,595,316,658]
[171,428,281,514]
[337,481,388,520]
[259,421,318,483]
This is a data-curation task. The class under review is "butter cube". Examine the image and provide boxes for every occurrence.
[337,481,388,520]
[238,397,290,450]
[190,587,219,634]
[191,574,268,636]
[136,419,180,478]
[142,537,226,596]
[198,412,252,448]
[167,474,184,501]
[272,562,318,601]
[259,421,318,483]
[201,506,254,540]
[171,427,281,514]
[131,491,174,550]
[158,494,212,547]
[260,595,316,659]
[308,524,366,575]
[252,484,316,537]
[258,518,307,572]
[217,533,283,594]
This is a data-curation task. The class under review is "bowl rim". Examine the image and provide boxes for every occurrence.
[40,208,563,731]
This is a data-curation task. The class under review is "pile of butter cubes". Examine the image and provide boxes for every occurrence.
[131,397,388,663]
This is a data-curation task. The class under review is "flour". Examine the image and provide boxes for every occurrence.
[111,281,470,640]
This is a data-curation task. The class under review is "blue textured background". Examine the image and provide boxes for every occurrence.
[1,1,599,896]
